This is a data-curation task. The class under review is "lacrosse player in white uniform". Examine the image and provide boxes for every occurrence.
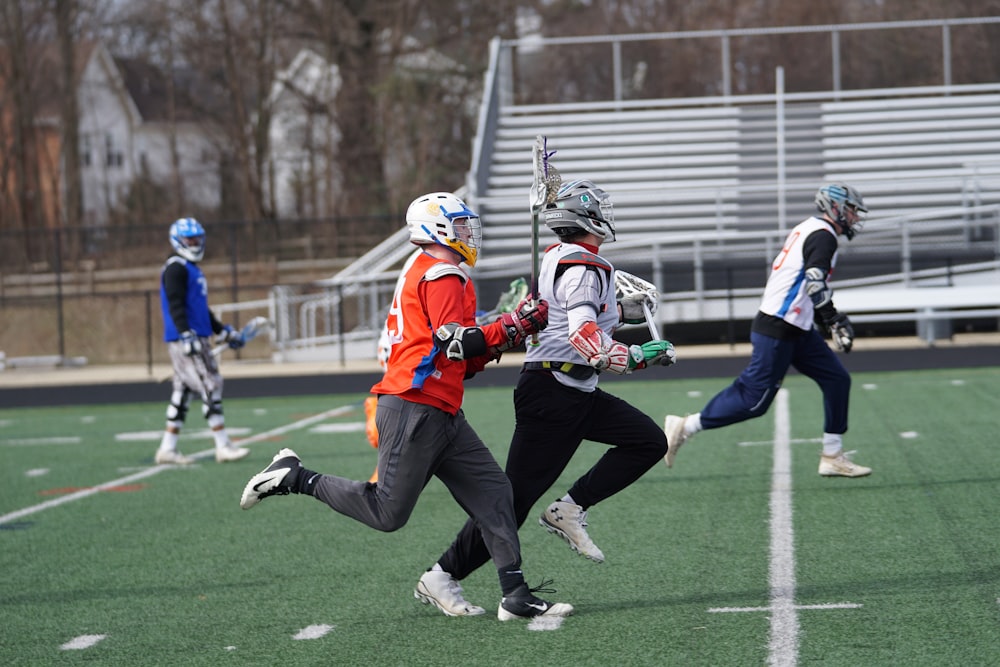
[155,218,250,465]
[664,183,872,477]
[414,180,676,616]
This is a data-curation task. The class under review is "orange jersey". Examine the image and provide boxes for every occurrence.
[371,251,506,414]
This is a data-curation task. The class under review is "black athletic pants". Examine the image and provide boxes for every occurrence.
[437,369,667,580]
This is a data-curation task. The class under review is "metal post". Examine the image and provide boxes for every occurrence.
[776,66,787,232]
[942,24,952,88]
[146,291,153,377]
[612,39,623,105]
[54,228,66,363]
[831,29,841,95]
[337,283,346,367]
[721,33,731,99]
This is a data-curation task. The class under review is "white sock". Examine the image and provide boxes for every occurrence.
[159,430,179,452]
[560,494,577,506]
[431,563,444,573]
[822,433,843,457]
[208,414,230,449]
[684,413,703,436]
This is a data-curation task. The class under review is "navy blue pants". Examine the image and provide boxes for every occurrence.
[700,328,850,434]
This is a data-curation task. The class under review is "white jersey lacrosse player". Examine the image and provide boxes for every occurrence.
[663,183,872,477]
[156,217,250,465]
[425,179,677,586]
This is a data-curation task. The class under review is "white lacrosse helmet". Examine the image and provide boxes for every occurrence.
[815,183,867,240]
[544,179,616,242]
[405,192,482,267]
[169,217,206,262]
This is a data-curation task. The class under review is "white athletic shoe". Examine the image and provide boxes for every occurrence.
[216,444,251,463]
[155,449,194,465]
[539,501,605,563]
[819,450,872,477]
[663,414,689,468]
[414,571,485,617]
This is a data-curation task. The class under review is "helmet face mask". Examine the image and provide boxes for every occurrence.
[405,192,482,266]
[544,179,616,242]
[815,183,867,240]
[169,217,206,262]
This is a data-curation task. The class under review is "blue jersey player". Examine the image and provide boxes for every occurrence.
[155,217,250,465]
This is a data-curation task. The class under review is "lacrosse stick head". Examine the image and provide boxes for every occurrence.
[614,270,659,316]
[241,316,273,342]
[530,135,562,210]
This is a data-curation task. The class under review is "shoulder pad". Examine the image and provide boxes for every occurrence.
[423,262,468,284]
[557,250,613,273]
[166,255,188,266]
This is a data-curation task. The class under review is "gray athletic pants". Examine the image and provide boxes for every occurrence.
[310,394,522,570]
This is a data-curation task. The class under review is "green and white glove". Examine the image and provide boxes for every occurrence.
[627,340,676,371]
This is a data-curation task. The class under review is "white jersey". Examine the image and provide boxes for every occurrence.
[526,242,618,392]
[759,216,839,331]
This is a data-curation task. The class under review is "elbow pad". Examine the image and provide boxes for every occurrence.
[434,323,487,361]
[804,267,833,310]
[568,321,636,375]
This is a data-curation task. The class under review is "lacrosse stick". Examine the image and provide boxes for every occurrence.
[529,135,562,345]
[211,316,273,356]
[615,270,660,340]
[476,277,529,325]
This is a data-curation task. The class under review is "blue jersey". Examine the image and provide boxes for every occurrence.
[160,256,213,341]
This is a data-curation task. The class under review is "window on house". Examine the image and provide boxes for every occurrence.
[80,135,92,167]
[105,134,124,168]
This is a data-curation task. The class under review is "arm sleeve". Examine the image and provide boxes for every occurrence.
[162,262,190,332]
[802,230,841,324]
[209,311,224,336]
[561,264,604,338]
[802,230,837,275]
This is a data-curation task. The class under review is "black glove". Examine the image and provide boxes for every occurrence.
[829,313,854,353]
[179,330,202,357]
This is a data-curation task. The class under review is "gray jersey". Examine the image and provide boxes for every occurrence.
[526,242,618,392]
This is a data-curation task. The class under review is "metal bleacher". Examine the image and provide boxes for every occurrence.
[264,18,1000,361]
[468,88,1000,275]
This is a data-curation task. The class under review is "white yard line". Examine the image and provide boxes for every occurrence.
[0,404,358,526]
[767,388,799,666]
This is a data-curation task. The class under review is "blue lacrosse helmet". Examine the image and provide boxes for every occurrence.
[169,217,206,262]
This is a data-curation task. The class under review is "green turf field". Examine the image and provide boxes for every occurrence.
[2,366,1000,666]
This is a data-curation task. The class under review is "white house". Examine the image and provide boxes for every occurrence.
[265,49,342,218]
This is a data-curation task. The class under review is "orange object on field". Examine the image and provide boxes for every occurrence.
[365,396,379,483]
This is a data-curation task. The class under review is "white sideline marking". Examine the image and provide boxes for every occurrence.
[710,602,862,613]
[738,437,820,447]
[309,422,365,433]
[60,634,106,650]
[951,379,966,386]
[3,436,81,446]
[25,468,49,477]
[114,427,252,442]
[0,404,359,526]
[293,624,334,640]
[81,416,96,423]
[862,383,878,390]
[899,431,919,439]
[527,616,567,631]
[768,389,798,667]
[711,391,862,665]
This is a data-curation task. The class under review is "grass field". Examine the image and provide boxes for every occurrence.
[3,366,1000,666]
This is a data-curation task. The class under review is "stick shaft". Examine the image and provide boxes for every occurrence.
[642,302,659,340]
